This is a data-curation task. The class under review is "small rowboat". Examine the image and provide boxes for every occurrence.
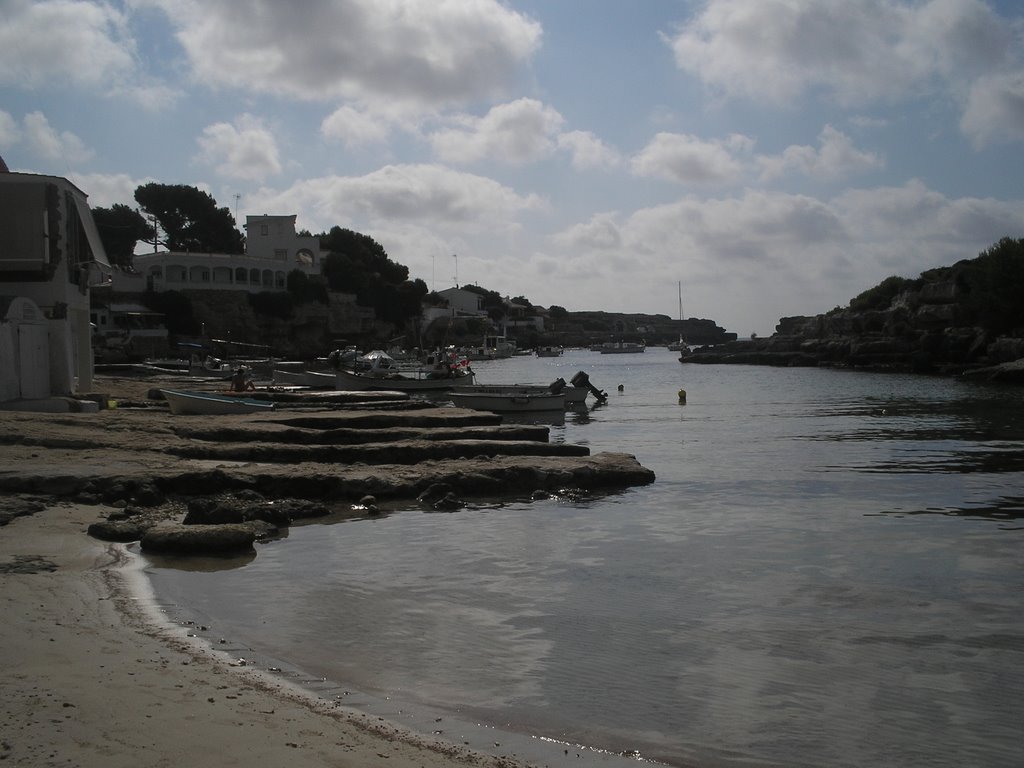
[160,389,275,416]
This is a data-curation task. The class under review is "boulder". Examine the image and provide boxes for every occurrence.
[141,523,258,556]
[88,519,155,542]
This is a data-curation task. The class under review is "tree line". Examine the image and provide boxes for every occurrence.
[91,183,431,331]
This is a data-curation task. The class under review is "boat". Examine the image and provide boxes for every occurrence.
[335,348,476,392]
[456,381,588,408]
[160,389,275,415]
[449,387,566,413]
[460,334,517,360]
[335,367,475,392]
[271,369,336,388]
[598,341,646,354]
[536,345,563,357]
[667,281,688,352]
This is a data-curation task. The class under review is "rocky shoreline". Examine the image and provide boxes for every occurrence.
[1,374,655,555]
[682,254,1024,381]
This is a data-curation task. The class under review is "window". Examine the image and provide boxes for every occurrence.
[260,224,269,236]
[274,248,288,261]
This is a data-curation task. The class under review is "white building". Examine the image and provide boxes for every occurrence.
[0,170,111,404]
[112,213,321,295]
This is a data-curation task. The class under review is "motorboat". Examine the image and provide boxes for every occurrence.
[536,345,563,357]
[271,369,336,388]
[335,367,476,392]
[335,349,475,391]
[598,341,646,354]
[459,334,517,360]
[454,381,588,409]
[160,389,275,416]
[449,387,566,413]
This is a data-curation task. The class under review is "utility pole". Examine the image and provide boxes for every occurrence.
[453,253,458,288]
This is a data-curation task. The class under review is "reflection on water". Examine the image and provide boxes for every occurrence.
[880,493,1024,524]
[147,355,1024,768]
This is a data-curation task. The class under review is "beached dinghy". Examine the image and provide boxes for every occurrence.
[160,389,275,416]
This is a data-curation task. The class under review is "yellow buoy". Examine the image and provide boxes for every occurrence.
[678,389,687,404]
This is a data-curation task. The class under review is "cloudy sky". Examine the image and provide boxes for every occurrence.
[2,0,1023,335]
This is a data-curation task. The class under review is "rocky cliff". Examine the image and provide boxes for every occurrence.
[685,238,1024,379]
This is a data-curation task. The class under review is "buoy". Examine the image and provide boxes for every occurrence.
[678,389,687,404]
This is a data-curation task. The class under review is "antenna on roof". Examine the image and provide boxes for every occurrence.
[453,253,458,288]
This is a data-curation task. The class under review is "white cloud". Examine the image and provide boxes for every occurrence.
[556,131,622,171]
[245,163,545,236]
[961,71,1024,147]
[195,115,282,181]
[552,212,624,251]
[0,0,136,88]
[544,179,1024,333]
[630,132,751,184]
[758,125,884,180]
[69,172,156,209]
[321,106,392,148]
[153,0,541,106]
[664,0,1021,138]
[430,98,565,165]
[0,110,20,148]
[23,111,94,165]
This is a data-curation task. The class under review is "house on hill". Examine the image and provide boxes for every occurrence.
[0,165,111,405]
[112,214,321,295]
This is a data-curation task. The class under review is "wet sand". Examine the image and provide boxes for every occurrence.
[0,374,657,767]
[0,501,534,767]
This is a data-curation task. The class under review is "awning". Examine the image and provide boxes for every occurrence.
[71,193,112,278]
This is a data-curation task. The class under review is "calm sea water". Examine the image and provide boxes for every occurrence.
[145,350,1024,768]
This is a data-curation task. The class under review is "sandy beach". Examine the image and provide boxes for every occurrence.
[0,500,533,768]
[1,373,648,768]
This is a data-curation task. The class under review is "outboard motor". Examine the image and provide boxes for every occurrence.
[548,377,567,394]
[570,370,608,403]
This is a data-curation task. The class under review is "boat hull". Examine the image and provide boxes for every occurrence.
[599,344,645,354]
[335,368,475,392]
[160,389,275,416]
[272,369,336,388]
[449,388,566,413]
[458,384,586,407]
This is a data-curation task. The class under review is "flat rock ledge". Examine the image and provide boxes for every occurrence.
[1,403,655,556]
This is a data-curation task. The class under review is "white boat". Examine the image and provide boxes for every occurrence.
[160,389,275,416]
[336,349,475,391]
[272,369,336,388]
[667,280,688,352]
[536,345,563,357]
[449,387,566,413]
[598,341,646,354]
[457,382,587,408]
[460,334,517,360]
[335,367,475,392]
